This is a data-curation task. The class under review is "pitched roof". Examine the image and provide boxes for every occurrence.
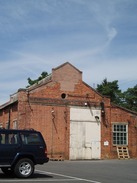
[52,62,82,74]
[111,103,137,115]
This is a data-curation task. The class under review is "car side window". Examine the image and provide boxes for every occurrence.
[21,133,41,145]
[0,133,18,144]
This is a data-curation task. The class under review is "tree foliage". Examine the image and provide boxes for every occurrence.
[122,85,137,112]
[27,71,48,87]
[96,78,123,104]
[96,78,137,112]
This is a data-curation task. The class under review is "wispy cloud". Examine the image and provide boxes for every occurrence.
[0,0,137,104]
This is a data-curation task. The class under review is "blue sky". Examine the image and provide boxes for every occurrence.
[0,0,137,104]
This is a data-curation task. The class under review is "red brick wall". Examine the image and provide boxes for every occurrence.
[52,62,82,83]
[18,79,105,159]
[111,107,137,158]
[101,105,137,159]
[17,89,32,129]
[0,103,18,129]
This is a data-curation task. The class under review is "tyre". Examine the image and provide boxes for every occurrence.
[14,158,34,178]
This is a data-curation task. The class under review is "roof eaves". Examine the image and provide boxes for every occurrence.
[27,73,52,91]
[0,100,18,110]
[82,81,110,99]
[111,103,137,115]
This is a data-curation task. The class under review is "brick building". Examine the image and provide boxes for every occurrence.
[0,62,137,160]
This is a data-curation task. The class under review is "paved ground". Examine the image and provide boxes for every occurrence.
[0,159,137,183]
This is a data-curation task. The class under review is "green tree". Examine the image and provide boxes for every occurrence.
[96,78,123,104]
[122,85,137,112]
[27,71,48,87]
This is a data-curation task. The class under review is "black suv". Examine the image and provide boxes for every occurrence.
[0,129,49,178]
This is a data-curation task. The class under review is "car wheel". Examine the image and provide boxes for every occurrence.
[14,158,34,178]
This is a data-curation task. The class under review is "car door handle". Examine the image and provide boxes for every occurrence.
[39,146,44,149]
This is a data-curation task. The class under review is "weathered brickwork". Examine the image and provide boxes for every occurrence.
[0,103,18,129]
[0,62,137,159]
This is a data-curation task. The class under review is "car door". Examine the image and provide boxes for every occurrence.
[20,132,47,163]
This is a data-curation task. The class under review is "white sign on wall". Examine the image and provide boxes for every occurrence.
[104,141,109,146]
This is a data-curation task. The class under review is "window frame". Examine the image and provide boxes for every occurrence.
[112,123,128,146]
[13,120,18,129]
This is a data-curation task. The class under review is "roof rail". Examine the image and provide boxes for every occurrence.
[22,128,35,131]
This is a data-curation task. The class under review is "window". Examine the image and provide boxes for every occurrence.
[112,124,128,145]
[5,122,9,129]
[0,123,3,128]
[13,120,18,129]
[0,133,19,144]
[61,93,66,99]
[21,133,41,145]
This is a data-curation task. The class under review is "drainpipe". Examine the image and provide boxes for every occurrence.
[51,108,55,158]
[8,108,10,129]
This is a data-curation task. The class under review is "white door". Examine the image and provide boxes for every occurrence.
[70,107,101,160]
[85,122,100,159]
[70,121,85,159]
